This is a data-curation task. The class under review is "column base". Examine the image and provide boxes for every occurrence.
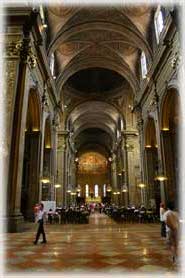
[6,214,24,233]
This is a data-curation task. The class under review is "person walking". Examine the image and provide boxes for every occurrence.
[163,201,179,264]
[33,203,47,244]
[160,202,166,238]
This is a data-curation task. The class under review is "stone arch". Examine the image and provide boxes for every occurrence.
[41,116,54,201]
[160,87,180,206]
[56,53,139,96]
[77,150,110,201]
[21,88,42,220]
[65,100,126,131]
[44,117,52,149]
[48,15,152,62]
[161,88,180,131]
[26,88,41,131]
[144,117,157,147]
[144,117,160,210]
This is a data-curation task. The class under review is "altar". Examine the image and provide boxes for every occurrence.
[85,196,101,203]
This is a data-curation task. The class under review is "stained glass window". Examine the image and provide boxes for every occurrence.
[155,6,164,43]
[141,51,147,79]
[94,184,99,197]
[103,184,106,197]
[50,53,55,76]
[85,184,89,197]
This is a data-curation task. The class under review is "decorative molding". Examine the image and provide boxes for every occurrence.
[5,60,18,150]
[41,83,50,113]
[5,40,22,57]
[133,104,144,133]
[5,38,37,68]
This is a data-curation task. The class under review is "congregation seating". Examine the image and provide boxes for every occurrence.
[104,206,159,223]
[47,208,90,224]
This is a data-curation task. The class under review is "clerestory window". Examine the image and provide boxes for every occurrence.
[50,53,55,76]
[85,184,89,197]
[154,6,164,43]
[103,184,106,197]
[94,184,99,198]
[141,51,147,79]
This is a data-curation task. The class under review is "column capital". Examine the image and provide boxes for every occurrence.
[57,130,70,137]
[6,37,37,68]
[57,130,69,151]
[5,39,22,58]
[121,130,139,137]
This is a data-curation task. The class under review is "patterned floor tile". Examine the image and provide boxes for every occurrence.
[4,212,179,275]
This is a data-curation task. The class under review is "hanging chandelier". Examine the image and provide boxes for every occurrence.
[76,184,81,192]
[154,160,168,181]
[122,184,128,192]
[154,172,168,181]
[106,185,112,192]
[138,183,146,188]
[40,176,50,183]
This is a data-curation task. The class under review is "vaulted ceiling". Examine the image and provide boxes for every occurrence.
[46,4,155,155]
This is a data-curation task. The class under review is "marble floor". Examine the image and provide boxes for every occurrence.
[2,212,180,276]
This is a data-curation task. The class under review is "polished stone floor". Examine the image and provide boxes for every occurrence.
[3,212,179,276]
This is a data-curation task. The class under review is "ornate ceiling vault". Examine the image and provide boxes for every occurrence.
[46,4,155,154]
[47,5,153,95]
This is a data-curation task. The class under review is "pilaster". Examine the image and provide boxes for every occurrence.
[5,12,39,232]
[57,130,69,206]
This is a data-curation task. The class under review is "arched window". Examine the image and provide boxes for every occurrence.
[154,6,164,43]
[141,51,147,79]
[85,184,89,197]
[50,53,55,76]
[39,5,45,24]
[120,119,124,131]
[94,184,99,197]
[103,184,106,197]
[117,129,120,139]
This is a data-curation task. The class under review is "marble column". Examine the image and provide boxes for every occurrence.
[145,147,160,207]
[161,130,177,204]
[38,109,48,202]
[57,130,68,206]
[121,135,130,205]
[51,120,58,204]
[121,139,128,206]
[123,131,140,206]
[42,147,52,200]
[153,90,167,203]
[135,105,148,206]
[111,154,117,204]
[6,34,37,232]
[70,156,76,190]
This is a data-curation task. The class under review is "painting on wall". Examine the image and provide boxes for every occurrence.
[78,152,107,174]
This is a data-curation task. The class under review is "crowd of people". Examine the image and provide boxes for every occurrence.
[104,204,159,223]
[33,202,104,225]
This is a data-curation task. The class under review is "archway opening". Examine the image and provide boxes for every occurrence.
[21,89,41,220]
[144,117,160,212]
[41,118,53,201]
[76,151,110,204]
[161,88,180,206]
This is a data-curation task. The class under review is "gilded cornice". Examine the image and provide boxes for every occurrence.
[5,38,37,69]
[133,104,144,133]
